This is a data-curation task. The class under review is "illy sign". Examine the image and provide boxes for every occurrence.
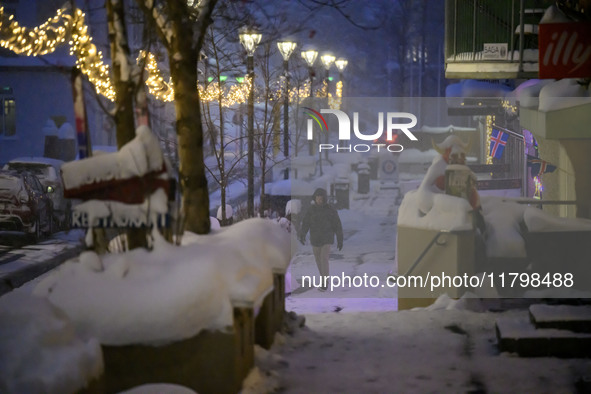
[539,22,591,78]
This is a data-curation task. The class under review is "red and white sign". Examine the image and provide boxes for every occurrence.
[539,22,591,78]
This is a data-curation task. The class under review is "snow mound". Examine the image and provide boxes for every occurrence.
[417,293,486,312]
[61,125,165,190]
[398,190,473,231]
[0,291,103,394]
[33,218,292,346]
[34,243,233,346]
[216,204,233,219]
[515,79,555,108]
[241,366,281,394]
[524,206,591,232]
[538,79,591,112]
[481,196,527,258]
[286,199,301,215]
[210,216,221,230]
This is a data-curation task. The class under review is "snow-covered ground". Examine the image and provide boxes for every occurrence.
[287,180,399,304]
[3,164,591,393]
[0,229,86,296]
[247,305,591,393]
[246,180,591,393]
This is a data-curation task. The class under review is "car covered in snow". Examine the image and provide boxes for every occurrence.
[0,169,53,240]
[3,157,71,229]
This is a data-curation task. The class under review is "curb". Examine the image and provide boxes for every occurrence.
[0,243,85,297]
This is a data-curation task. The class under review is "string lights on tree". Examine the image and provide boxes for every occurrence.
[138,50,174,102]
[69,9,116,101]
[486,115,495,164]
[0,6,71,56]
[0,7,308,108]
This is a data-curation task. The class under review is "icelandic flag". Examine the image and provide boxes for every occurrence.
[489,128,509,159]
[527,155,557,176]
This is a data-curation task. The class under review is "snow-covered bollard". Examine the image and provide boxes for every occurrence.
[216,204,234,226]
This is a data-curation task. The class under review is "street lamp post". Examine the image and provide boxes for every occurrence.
[320,54,335,160]
[240,30,262,218]
[301,49,318,98]
[320,53,335,98]
[334,58,348,148]
[301,49,318,162]
[277,41,297,180]
[335,58,348,96]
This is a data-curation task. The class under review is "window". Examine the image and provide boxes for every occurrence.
[1,97,16,136]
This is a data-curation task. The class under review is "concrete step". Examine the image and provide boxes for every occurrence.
[530,304,591,333]
[496,314,591,358]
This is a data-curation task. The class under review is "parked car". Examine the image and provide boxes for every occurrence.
[3,157,71,229]
[0,170,53,240]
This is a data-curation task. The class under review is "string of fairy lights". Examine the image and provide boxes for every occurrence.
[0,6,342,107]
[485,115,495,165]
[0,6,70,56]
[69,8,116,100]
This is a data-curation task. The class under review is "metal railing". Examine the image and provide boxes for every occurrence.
[445,0,552,71]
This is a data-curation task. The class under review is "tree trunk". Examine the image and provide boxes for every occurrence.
[107,0,148,249]
[168,0,210,234]
[107,0,136,148]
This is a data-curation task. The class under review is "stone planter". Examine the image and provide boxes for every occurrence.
[76,376,105,394]
[524,230,591,293]
[101,307,254,394]
[397,225,475,309]
[255,271,285,349]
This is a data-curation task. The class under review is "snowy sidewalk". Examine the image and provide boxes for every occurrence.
[259,306,590,393]
[259,185,591,393]
[288,186,399,303]
[0,230,85,296]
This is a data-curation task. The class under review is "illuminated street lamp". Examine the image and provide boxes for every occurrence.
[320,53,335,97]
[301,49,319,170]
[335,58,348,83]
[239,30,262,218]
[320,53,335,160]
[277,41,297,179]
[335,57,348,97]
[334,58,348,147]
[301,49,318,97]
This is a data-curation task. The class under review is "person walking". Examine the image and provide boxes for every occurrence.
[299,188,344,290]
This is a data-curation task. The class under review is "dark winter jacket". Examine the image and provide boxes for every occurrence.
[299,202,344,247]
